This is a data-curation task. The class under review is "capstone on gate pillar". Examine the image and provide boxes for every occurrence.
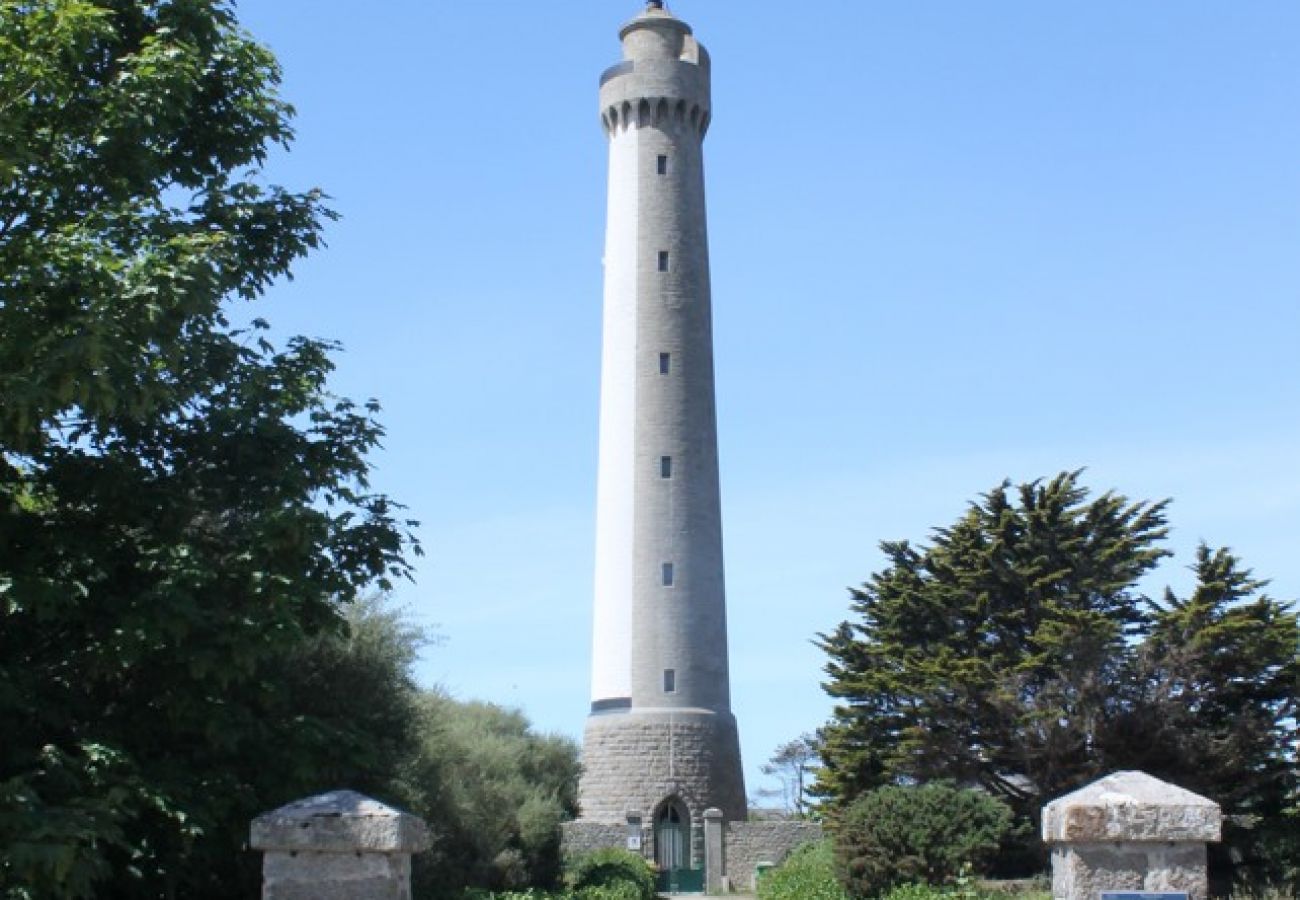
[1042,771,1222,900]
[250,790,431,900]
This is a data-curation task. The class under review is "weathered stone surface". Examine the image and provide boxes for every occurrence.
[723,820,823,891]
[565,811,818,891]
[263,851,401,882]
[578,708,746,825]
[251,790,431,854]
[561,821,627,857]
[1043,772,1221,900]
[262,852,412,900]
[1050,844,1208,900]
[703,808,725,894]
[252,792,428,900]
[1042,771,1221,844]
[263,877,407,900]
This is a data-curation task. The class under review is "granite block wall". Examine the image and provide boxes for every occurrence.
[723,821,823,891]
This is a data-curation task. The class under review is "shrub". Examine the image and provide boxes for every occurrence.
[878,870,1051,900]
[458,889,643,900]
[833,784,1012,899]
[574,885,645,900]
[880,886,949,900]
[564,848,655,900]
[758,840,849,900]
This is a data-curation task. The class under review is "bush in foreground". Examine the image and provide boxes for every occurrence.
[879,871,1051,900]
[564,848,656,900]
[834,784,1012,899]
[464,890,642,900]
[758,840,848,900]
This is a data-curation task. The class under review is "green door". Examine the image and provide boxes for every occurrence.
[654,801,704,893]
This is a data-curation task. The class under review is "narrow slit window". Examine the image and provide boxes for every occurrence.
[661,562,674,586]
[663,669,676,693]
[659,353,671,374]
[657,154,668,175]
[660,456,672,478]
[657,251,669,272]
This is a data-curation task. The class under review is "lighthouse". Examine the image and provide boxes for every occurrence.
[578,0,746,862]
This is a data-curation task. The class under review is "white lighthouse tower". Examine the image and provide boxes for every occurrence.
[579,0,746,860]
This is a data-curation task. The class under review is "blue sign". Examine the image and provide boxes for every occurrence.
[1101,893,1188,900]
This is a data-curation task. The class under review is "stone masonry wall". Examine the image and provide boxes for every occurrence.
[723,821,823,891]
[564,817,820,891]
[262,851,413,900]
[250,791,428,900]
[579,710,746,825]
[1051,843,1207,900]
[562,822,627,858]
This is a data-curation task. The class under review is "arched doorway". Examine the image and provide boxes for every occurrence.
[654,799,702,893]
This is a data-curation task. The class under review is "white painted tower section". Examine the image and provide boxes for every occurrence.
[590,115,641,703]
[581,2,746,828]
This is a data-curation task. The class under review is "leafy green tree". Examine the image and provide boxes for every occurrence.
[816,472,1299,890]
[274,594,431,801]
[0,1,415,896]
[406,694,581,898]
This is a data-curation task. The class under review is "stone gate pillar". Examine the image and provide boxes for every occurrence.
[703,807,724,893]
[1042,771,1221,900]
[251,790,430,900]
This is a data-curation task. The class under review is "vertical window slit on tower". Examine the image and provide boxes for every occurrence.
[657,154,668,175]
[661,563,674,586]
[658,353,670,374]
[663,669,676,693]
[657,251,669,272]
[660,456,672,478]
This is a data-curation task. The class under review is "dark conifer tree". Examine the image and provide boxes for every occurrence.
[816,472,1299,890]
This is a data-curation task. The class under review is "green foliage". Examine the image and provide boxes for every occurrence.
[450,845,654,900]
[575,885,645,900]
[817,472,1300,890]
[461,889,643,900]
[817,472,1170,810]
[275,594,429,797]
[1132,545,1300,894]
[879,885,950,900]
[0,2,418,895]
[758,840,848,900]
[408,695,581,898]
[565,848,656,900]
[834,784,1012,899]
[878,878,1050,900]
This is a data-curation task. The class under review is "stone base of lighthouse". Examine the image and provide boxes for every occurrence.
[577,707,746,824]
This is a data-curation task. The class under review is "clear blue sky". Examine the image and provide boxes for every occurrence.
[235,1,1300,800]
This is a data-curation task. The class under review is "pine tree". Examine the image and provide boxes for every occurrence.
[816,472,1169,811]
[1128,547,1300,890]
[815,471,1299,890]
